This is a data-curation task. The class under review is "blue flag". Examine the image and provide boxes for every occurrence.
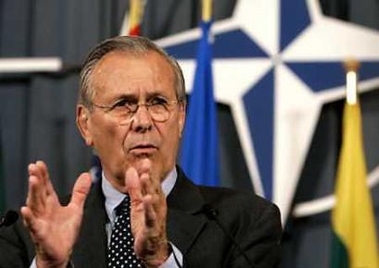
[179,21,219,186]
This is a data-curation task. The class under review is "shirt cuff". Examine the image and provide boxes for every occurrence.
[159,242,183,268]
[30,258,36,268]
[30,257,74,268]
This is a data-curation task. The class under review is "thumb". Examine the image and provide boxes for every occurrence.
[70,173,92,209]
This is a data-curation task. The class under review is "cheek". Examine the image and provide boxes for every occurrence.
[92,119,125,150]
[161,121,181,154]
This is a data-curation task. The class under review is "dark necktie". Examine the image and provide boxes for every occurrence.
[107,195,143,268]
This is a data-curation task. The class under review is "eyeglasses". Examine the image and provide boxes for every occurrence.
[91,97,181,125]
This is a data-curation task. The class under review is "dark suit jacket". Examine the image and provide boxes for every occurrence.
[0,167,282,268]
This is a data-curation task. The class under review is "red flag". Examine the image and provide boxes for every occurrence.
[128,0,144,36]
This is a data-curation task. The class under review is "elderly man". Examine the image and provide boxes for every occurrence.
[0,36,282,268]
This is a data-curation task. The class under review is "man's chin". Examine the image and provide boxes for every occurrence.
[126,152,155,171]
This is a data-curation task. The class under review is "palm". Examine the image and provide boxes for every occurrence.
[29,201,83,262]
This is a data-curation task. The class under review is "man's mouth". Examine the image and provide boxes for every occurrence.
[129,144,158,155]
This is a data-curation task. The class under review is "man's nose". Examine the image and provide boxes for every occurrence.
[131,104,153,132]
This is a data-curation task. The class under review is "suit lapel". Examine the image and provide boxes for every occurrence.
[72,180,108,267]
[167,168,207,254]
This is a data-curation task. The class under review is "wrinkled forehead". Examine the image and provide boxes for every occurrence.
[90,50,177,100]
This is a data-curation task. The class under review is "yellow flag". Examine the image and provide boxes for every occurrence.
[331,101,379,268]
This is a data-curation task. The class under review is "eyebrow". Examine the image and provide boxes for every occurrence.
[112,91,171,101]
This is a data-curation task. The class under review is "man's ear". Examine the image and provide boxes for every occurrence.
[178,102,186,138]
[76,105,94,146]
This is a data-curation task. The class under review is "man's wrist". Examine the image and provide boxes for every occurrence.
[158,242,183,268]
[35,258,69,268]
[142,241,173,268]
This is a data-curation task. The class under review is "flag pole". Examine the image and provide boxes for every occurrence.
[202,0,212,22]
[128,0,145,36]
[343,59,360,105]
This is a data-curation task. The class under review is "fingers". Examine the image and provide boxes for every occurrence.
[21,206,34,230]
[138,159,152,176]
[26,173,44,214]
[125,165,144,201]
[70,173,92,209]
[138,167,166,230]
[142,196,158,228]
[124,160,164,225]
[26,161,51,215]
[35,161,55,195]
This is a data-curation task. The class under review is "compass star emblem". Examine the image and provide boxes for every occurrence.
[155,0,379,222]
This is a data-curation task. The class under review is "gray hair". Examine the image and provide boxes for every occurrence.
[78,35,186,108]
